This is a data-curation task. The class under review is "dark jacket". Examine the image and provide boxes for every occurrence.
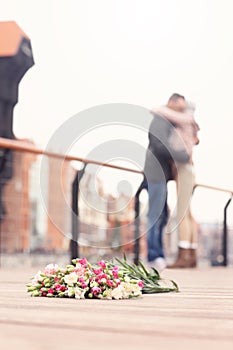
[144,113,189,182]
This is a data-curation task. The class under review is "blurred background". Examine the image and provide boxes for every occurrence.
[0,0,233,267]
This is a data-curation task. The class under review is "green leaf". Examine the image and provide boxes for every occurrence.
[114,256,179,294]
[138,261,150,277]
[170,280,179,292]
[149,267,160,278]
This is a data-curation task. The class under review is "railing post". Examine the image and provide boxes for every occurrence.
[70,164,86,261]
[223,196,232,266]
[134,177,147,265]
[193,184,233,267]
[134,192,140,266]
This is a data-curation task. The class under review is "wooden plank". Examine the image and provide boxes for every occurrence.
[0,267,233,350]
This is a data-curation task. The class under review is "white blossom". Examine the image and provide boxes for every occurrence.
[111,285,123,300]
[67,287,75,297]
[64,272,78,286]
[74,287,87,299]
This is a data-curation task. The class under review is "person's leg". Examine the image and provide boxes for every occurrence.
[146,181,167,263]
[158,202,168,249]
[168,163,197,268]
[176,163,195,247]
[189,214,198,267]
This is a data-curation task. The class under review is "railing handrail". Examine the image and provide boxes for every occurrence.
[193,183,233,196]
[1,136,233,265]
[1,137,233,194]
[0,137,143,175]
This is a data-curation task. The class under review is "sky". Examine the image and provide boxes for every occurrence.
[1,0,233,224]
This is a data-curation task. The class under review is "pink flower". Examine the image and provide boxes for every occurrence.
[55,284,62,291]
[97,260,106,269]
[74,265,86,277]
[44,264,59,276]
[115,279,121,286]
[47,288,54,294]
[107,280,115,287]
[93,267,102,275]
[112,271,118,279]
[77,258,88,267]
[91,287,101,296]
[138,280,144,288]
[112,266,119,279]
[96,273,108,281]
[55,284,66,292]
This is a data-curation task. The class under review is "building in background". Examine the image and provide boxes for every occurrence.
[45,157,75,252]
[0,143,36,252]
[1,152,232,267]
[0,146,76,254]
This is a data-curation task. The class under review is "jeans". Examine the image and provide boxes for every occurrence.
[147,181,168,262]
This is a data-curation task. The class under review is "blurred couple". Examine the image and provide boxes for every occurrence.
[143,93,200,271]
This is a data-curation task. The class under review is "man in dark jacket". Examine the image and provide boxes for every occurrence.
[144,93,189,271]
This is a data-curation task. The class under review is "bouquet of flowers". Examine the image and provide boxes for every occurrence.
[26,257,178,300]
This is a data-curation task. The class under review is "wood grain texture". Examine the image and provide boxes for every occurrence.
[0,267,232,350]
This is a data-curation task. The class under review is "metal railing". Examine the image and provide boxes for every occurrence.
[193,184,233,266]
[0,137,232,266]
[134,182,233,265]
[0,137,143,264]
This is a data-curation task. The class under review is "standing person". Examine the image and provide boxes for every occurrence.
[143,93,190,271]
[152,100,200,268]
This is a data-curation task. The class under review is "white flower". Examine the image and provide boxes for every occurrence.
[31,270,43,286]
[74,287,87,299]
[121,282,142,298]
[44,264,59,276]
[67,287,75,297]
[131,284,141,296]
[104,289,113,300]
[64,272,78,286]
[124,276,130,283]
[111,285,123,300]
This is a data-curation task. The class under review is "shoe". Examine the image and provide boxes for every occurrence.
[167,248,197,268]
[149,257,166,272]
[189,248,197,267]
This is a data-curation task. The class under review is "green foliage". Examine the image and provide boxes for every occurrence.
[114,256,179,294]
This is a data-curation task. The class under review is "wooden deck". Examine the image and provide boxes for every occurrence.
[0,267,233,350]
